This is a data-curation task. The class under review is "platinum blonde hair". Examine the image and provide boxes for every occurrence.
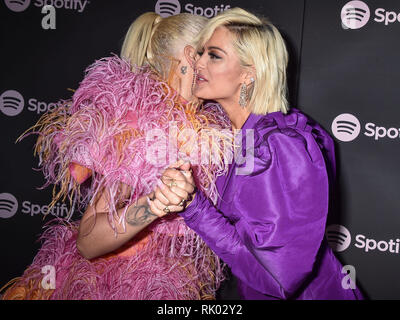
[121,12,207,80]
[195,7,289,114]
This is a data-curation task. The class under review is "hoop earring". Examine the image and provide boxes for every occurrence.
[239,83,247,107]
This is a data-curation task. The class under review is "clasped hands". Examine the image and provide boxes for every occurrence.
[147,160,196,217]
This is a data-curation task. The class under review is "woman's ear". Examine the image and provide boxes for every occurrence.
[184,45,197,69]
[242,66,256,85]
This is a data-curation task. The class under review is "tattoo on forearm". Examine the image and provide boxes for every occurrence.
[125,204,157,226]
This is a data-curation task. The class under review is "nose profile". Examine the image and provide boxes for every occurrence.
[194,52,206,70]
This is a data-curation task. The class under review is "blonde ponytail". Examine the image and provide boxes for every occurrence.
[120,12,162,69]
[121,12,207,79]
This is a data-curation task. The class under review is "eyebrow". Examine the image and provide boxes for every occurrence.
[207,46,227,55]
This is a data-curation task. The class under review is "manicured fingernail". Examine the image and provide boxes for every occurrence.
[146,196,152,206]
[182,171,191,177]
[157,179,165,189]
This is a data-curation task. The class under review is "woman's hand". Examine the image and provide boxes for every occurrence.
[147,160,196,216]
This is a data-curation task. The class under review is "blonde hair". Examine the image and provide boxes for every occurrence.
[121,12,207,80]
[195,7,289,115]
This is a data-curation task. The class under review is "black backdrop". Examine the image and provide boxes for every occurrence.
[1,0,399,300]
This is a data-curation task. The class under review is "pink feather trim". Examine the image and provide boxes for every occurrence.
[1,219,224,300]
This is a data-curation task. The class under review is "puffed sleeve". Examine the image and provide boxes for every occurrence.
[180,129,330,299]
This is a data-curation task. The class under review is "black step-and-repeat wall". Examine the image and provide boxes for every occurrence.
[1,0,399,300]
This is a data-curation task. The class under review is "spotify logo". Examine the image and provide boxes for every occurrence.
[326,224,352,252]
[154,0,230,18]
[155,0,181,17]
[0,90,24,116]
[341,1,370,30]
[4,0,31,12]
[331,113,361,142]
[0,193,18,219]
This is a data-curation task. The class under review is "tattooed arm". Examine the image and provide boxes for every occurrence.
[76,164,194,260]
[76,190,159,260]
[125,200,159,227]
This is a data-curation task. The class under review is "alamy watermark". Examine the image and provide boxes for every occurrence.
[41,5,56,29]
[341,265,356,290]
[145,123,255,175]
[41,265,56,290]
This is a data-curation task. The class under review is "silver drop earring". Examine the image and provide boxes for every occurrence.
[180,66,187,75]
[191,69,197,95]
[239,83,247,107]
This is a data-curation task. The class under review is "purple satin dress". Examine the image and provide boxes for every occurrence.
[180,108,364,300]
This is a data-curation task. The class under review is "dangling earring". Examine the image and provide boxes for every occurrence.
[191,69,197,95]
[239,83,247,107]
[180,66,187,75]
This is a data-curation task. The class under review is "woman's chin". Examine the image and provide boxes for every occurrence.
[193,91,210,101]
